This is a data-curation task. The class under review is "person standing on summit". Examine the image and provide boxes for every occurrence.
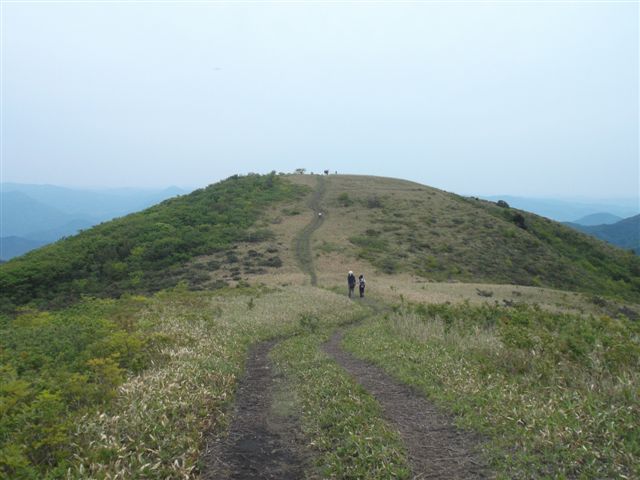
[347,271,356,298]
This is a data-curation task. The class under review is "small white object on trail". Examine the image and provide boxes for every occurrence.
[318,212,323,217]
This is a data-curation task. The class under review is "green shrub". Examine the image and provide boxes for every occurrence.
[0,298,150,477]
[337,192,354,207]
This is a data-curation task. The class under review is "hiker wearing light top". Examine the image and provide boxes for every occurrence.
[347,271,356,298]
[358,274,366,298]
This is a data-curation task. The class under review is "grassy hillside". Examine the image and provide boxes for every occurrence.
[301,175,639,302]
[3,173,637,310]
[0,173,305,312]
[2,173,639,479]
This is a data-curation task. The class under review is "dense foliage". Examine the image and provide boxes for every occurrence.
[0,173,304,312]
[0,297,153,479]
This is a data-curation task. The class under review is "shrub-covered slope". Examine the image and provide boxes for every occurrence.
[310,175,640,301]
[0,173,305,312]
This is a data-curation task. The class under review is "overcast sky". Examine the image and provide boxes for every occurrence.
[2,2,638,199]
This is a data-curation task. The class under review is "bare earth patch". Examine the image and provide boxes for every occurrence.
[201,340,312,479]
[323,330,490,480]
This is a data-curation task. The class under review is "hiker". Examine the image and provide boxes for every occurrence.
[358,274,366,298]
[347,271,356,298]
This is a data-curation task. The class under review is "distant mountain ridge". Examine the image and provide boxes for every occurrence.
[564,215,640,254]
[1,183,188,260]
[482,195,639,222]
[1,183,187,218]
[0,236,48,261]
[573,213,622,226]
[1,191,90,237]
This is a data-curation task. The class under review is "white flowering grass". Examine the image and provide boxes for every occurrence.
[68,285,362,479]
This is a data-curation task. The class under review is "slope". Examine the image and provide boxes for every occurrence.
[0,173,306,312]
[289,175,639,302]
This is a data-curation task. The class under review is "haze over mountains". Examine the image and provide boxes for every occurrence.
[2,181,638,261]
[572,213,623,226]
[1,183,187,260]
[482,195,638,223]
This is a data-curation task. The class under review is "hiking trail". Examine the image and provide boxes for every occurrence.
[294,176,326,286]
[201,340,311,479]
[323,328,489,479]
[203,174,489,479]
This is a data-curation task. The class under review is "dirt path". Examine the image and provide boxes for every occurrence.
[323,330,489,480]
[201,340,311,479]
[294,176,326,286]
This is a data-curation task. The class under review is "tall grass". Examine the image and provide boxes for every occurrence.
[343,302,640,478]
[67,285,361,479]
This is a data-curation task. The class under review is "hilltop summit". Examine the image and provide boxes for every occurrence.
[1,173,639,313]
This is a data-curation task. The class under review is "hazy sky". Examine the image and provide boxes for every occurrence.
[2,2,638,199]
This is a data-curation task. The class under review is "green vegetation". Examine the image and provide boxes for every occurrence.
[337,192,354,207]
[1,285,361,479]
[330,176,640,301]
[272,331,411,479]
[3,173,640,479]
[476,198,640,300]
[0,296,152,478]
[0,173,306,312]
[343,302,640,478]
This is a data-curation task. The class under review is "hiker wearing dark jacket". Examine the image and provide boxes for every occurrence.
[347,271,356,297]
[358,274,366,298]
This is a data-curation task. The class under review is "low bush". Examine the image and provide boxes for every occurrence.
[337,192,354,207]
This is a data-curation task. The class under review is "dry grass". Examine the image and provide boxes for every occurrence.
[182,174,316,290]
[296,174,639,304]
[178,172,636,317]
[67,286,362,479]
